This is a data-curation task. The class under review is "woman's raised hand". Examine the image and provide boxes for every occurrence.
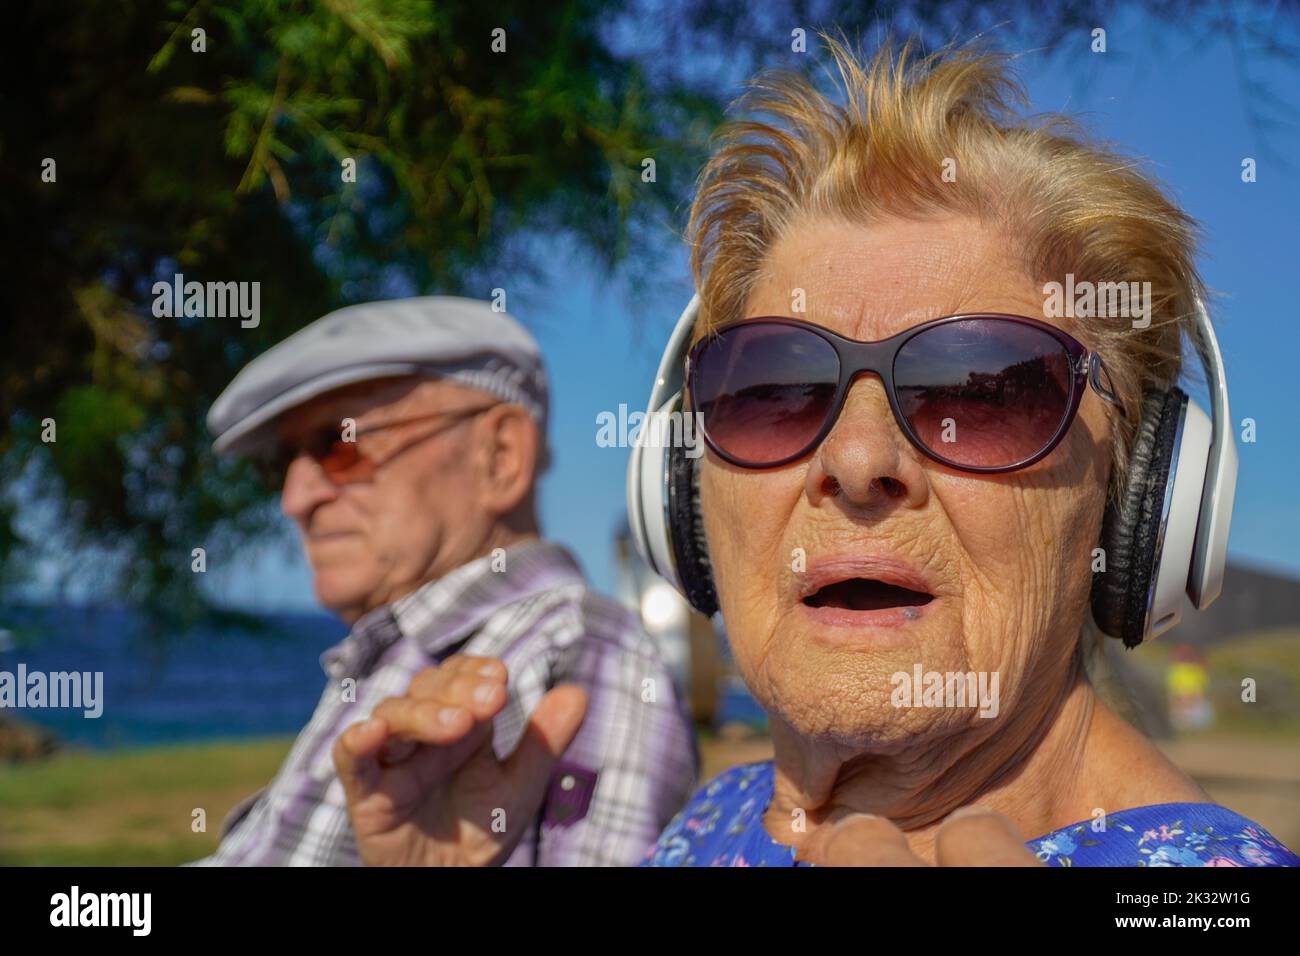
[797,806,1045,867]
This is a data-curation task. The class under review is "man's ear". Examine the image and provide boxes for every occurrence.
[475,403,540,517]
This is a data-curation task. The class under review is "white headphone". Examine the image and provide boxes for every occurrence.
[627,295,1237,646]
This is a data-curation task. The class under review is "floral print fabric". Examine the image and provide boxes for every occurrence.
[643,761,1300,867]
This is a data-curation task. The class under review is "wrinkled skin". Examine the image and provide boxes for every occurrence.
[279,376,540,624]
[699,214,1209,864]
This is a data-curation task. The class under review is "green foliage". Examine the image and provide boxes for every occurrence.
[0,0,717,628]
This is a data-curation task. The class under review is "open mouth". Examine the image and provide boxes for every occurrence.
[802,578,935,612]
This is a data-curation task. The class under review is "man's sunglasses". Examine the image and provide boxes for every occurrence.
[254,404,498,489]
[685,313,1124,474]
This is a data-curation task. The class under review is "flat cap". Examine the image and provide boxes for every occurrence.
[207,296,548,455]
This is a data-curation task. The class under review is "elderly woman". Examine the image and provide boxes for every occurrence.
[332,37,1297,868]
[632,36,1296,868]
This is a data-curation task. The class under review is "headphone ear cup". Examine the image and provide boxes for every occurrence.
[667,443,718,616]
[1092,388,1186,648]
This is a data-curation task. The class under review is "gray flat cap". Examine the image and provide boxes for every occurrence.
[208,296,548,455]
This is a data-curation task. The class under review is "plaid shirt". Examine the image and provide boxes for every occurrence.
[193,539,698,866]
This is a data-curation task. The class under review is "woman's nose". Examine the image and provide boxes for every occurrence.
[805,377,930,512]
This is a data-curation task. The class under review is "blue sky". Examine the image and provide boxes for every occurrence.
[217,8,1300,609]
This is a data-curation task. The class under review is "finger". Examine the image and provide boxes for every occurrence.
[502,686,588,808]
[456,655,508,682]
[368,679,506,778]
[333,717,390,806]
[370,694,478,747]
[406,666,444,700]
[798,814,927,867]
[399,671,509,723]
[377,736,418,766]
[408,657,508,700]
[935,807,1044,867]
[436,672,509,720]
[334,706,496,819]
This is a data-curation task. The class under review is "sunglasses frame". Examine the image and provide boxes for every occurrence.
[255,403,499,490]
[685,312,1122,474]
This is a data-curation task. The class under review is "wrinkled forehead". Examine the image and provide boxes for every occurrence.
[732,215,1044,342]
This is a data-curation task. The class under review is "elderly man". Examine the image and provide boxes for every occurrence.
[196,296,697,866]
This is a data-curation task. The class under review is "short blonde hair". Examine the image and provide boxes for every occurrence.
[687,34,1208,492]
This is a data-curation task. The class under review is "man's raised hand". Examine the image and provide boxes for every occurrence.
[332,655,587,866]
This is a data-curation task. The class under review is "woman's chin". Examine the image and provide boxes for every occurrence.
[766,694,962,751]
[745,641,978,747]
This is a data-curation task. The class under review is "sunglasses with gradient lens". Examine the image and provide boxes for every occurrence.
[685,314,1121,473]
[254,405,498,489]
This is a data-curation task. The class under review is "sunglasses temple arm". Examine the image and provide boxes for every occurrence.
[1087,352,1127,420]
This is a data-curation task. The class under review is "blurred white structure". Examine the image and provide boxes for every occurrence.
[613,517,693,708]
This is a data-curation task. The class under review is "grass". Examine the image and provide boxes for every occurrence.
[0,737,293,866]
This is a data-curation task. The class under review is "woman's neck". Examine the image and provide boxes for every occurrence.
[763,646,1114,863]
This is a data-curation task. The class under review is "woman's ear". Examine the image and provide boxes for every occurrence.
[475,403,540,517]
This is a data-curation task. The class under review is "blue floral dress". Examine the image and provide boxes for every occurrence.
[642,761,1300,867]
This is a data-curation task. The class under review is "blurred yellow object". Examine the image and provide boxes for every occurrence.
[1167,661,1209,697]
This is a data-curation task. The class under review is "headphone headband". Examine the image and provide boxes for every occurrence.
[626,296,700,584]
[1188,295,1237,608]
